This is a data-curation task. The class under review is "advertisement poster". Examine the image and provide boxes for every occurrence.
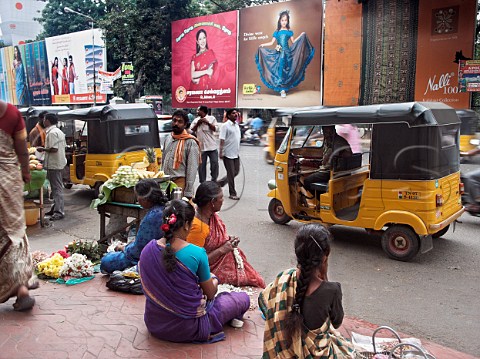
[458,60,480,92]
[121,62,134,84]
[171,11,238,108]
[0,45,29,105]
[237,0,323,108]
[98,67,120,94]
[45,29,107,104]
[414,0,476,109]
[24,41,51,106]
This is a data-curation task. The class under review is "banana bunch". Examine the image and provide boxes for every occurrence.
[136,170,156,179]
[153,171,165,178]
[28,147,37,155]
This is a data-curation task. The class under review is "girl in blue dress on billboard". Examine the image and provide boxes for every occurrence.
[256,10,315,98]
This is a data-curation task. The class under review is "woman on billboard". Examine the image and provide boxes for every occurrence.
[190,29,217,91]
[12,46,28,105]
[256,10,315,98]
[51,57,59,95]
[61,58,69,95]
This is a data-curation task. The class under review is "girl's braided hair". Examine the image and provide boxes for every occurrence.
[134,179,168,206]
[284,223,332,345]
[161,199,195,272]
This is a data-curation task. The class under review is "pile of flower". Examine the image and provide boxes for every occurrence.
[31,250,50,268]
[59,253,94,278]
[66,239,103,262]
[36,253,65,278]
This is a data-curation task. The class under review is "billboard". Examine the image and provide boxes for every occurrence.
[414,0,476,109]
[45,29,107,104]
[237,0,323,108]
[24,41,51,106]
[171,11,238,108]
[458,60,480,92]
[0,45,29,105]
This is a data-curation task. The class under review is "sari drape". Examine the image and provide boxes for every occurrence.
[139,240,249,343]
[0,107,35,303]
[205,213,265,288]
[258,269,354,359]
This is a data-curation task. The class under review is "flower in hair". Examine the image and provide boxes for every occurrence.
[161,224,170,232]
[292,303,300,312]
[167,214,177,225]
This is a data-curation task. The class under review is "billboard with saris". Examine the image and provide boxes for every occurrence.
[237,0,323,108]
[171,11,238,108]
[45,29,106,104]
[24,41,51,106]
[0,45,29,105]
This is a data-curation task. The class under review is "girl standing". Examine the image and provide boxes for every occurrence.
[12,46,28,105]
[256,10,315,98]
[51,57,59,95]
[61,58,69,95]
[190,29,217,91]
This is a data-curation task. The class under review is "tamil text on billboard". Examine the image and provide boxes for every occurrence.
[171,11,238,108]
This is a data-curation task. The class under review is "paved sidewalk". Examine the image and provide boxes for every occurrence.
[0,276,475,359]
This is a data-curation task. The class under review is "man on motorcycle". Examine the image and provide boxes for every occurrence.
[464,167,480,213]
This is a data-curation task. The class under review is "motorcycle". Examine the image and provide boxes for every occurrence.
[461,171,480,217]
[240,124,262,146]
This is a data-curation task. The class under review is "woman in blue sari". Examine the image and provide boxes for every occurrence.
[256,10,315,98]
[100,179,167,273]
[12,46,28,105]
[139,199,250,343]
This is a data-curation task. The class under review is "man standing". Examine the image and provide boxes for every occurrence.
[218,109,241,200]
[68,55,77,94]
[37,113,67,220]
[191,105,218,183]
[162,110,200,199]
[28,111,47,147]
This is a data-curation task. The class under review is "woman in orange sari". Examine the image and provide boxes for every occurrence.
[187,181,265,288]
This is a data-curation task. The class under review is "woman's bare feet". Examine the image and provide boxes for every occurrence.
[13,285,35,311]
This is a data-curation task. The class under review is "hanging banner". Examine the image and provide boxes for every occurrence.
[414,0,476,109]
[98,67,120,94]
[171,11,238,108]
[45,29,107,104]
[458,60,480,92]
[0,45,30,105]
[237,0,322,108]
[121,62,134,84]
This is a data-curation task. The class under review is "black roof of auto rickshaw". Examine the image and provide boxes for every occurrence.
[455,108,479,135]
[289,102,460,127]
[56,103,160,154]
[20,106,71,133]
[56,103,157,121]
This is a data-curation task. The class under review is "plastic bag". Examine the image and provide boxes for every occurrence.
[106,271,143,295]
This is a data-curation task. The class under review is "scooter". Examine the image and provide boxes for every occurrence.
[460,172,480,217]
[240,124,262,146]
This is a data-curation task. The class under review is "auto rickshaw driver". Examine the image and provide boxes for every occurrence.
[302,125,353,197]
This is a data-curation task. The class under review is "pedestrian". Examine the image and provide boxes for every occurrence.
[138,199,250,343]
[162,109,200,199]
[190,105,219,183]
[37,113,67,220]
[0,100,37,311]
[218,109,241,200]
[28,110,47,148]
[258,223,354,358]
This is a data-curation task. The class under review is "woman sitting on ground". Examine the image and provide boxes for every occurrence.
[100,179,167,274]
[258,223,354,358]
[139,199,250,343]
[187,181,265,288]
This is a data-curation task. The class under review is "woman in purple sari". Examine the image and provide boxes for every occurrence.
[139,199,250,343]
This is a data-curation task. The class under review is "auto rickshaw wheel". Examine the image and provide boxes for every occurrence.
[64,182,73,189]
[265,151,274,164]
[432,225,450,239]
[268,198,292,225]
[381,225,420,262]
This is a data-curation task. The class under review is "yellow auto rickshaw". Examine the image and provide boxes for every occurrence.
[457,109,479,159]
[57,103,162,195]
[267,102,464,261]
[264,116,290,164]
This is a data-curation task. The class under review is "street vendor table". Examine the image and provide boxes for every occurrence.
[97,202,148,244]
[24,169,47,227]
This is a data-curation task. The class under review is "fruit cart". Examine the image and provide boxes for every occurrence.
[24,169,47,227]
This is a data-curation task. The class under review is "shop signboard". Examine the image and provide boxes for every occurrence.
[121,62,134,84]
[458,60,480,92]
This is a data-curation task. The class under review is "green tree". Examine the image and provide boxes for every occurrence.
[37,0,106,39]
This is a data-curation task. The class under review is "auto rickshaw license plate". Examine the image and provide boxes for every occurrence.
[398,191,420,200]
